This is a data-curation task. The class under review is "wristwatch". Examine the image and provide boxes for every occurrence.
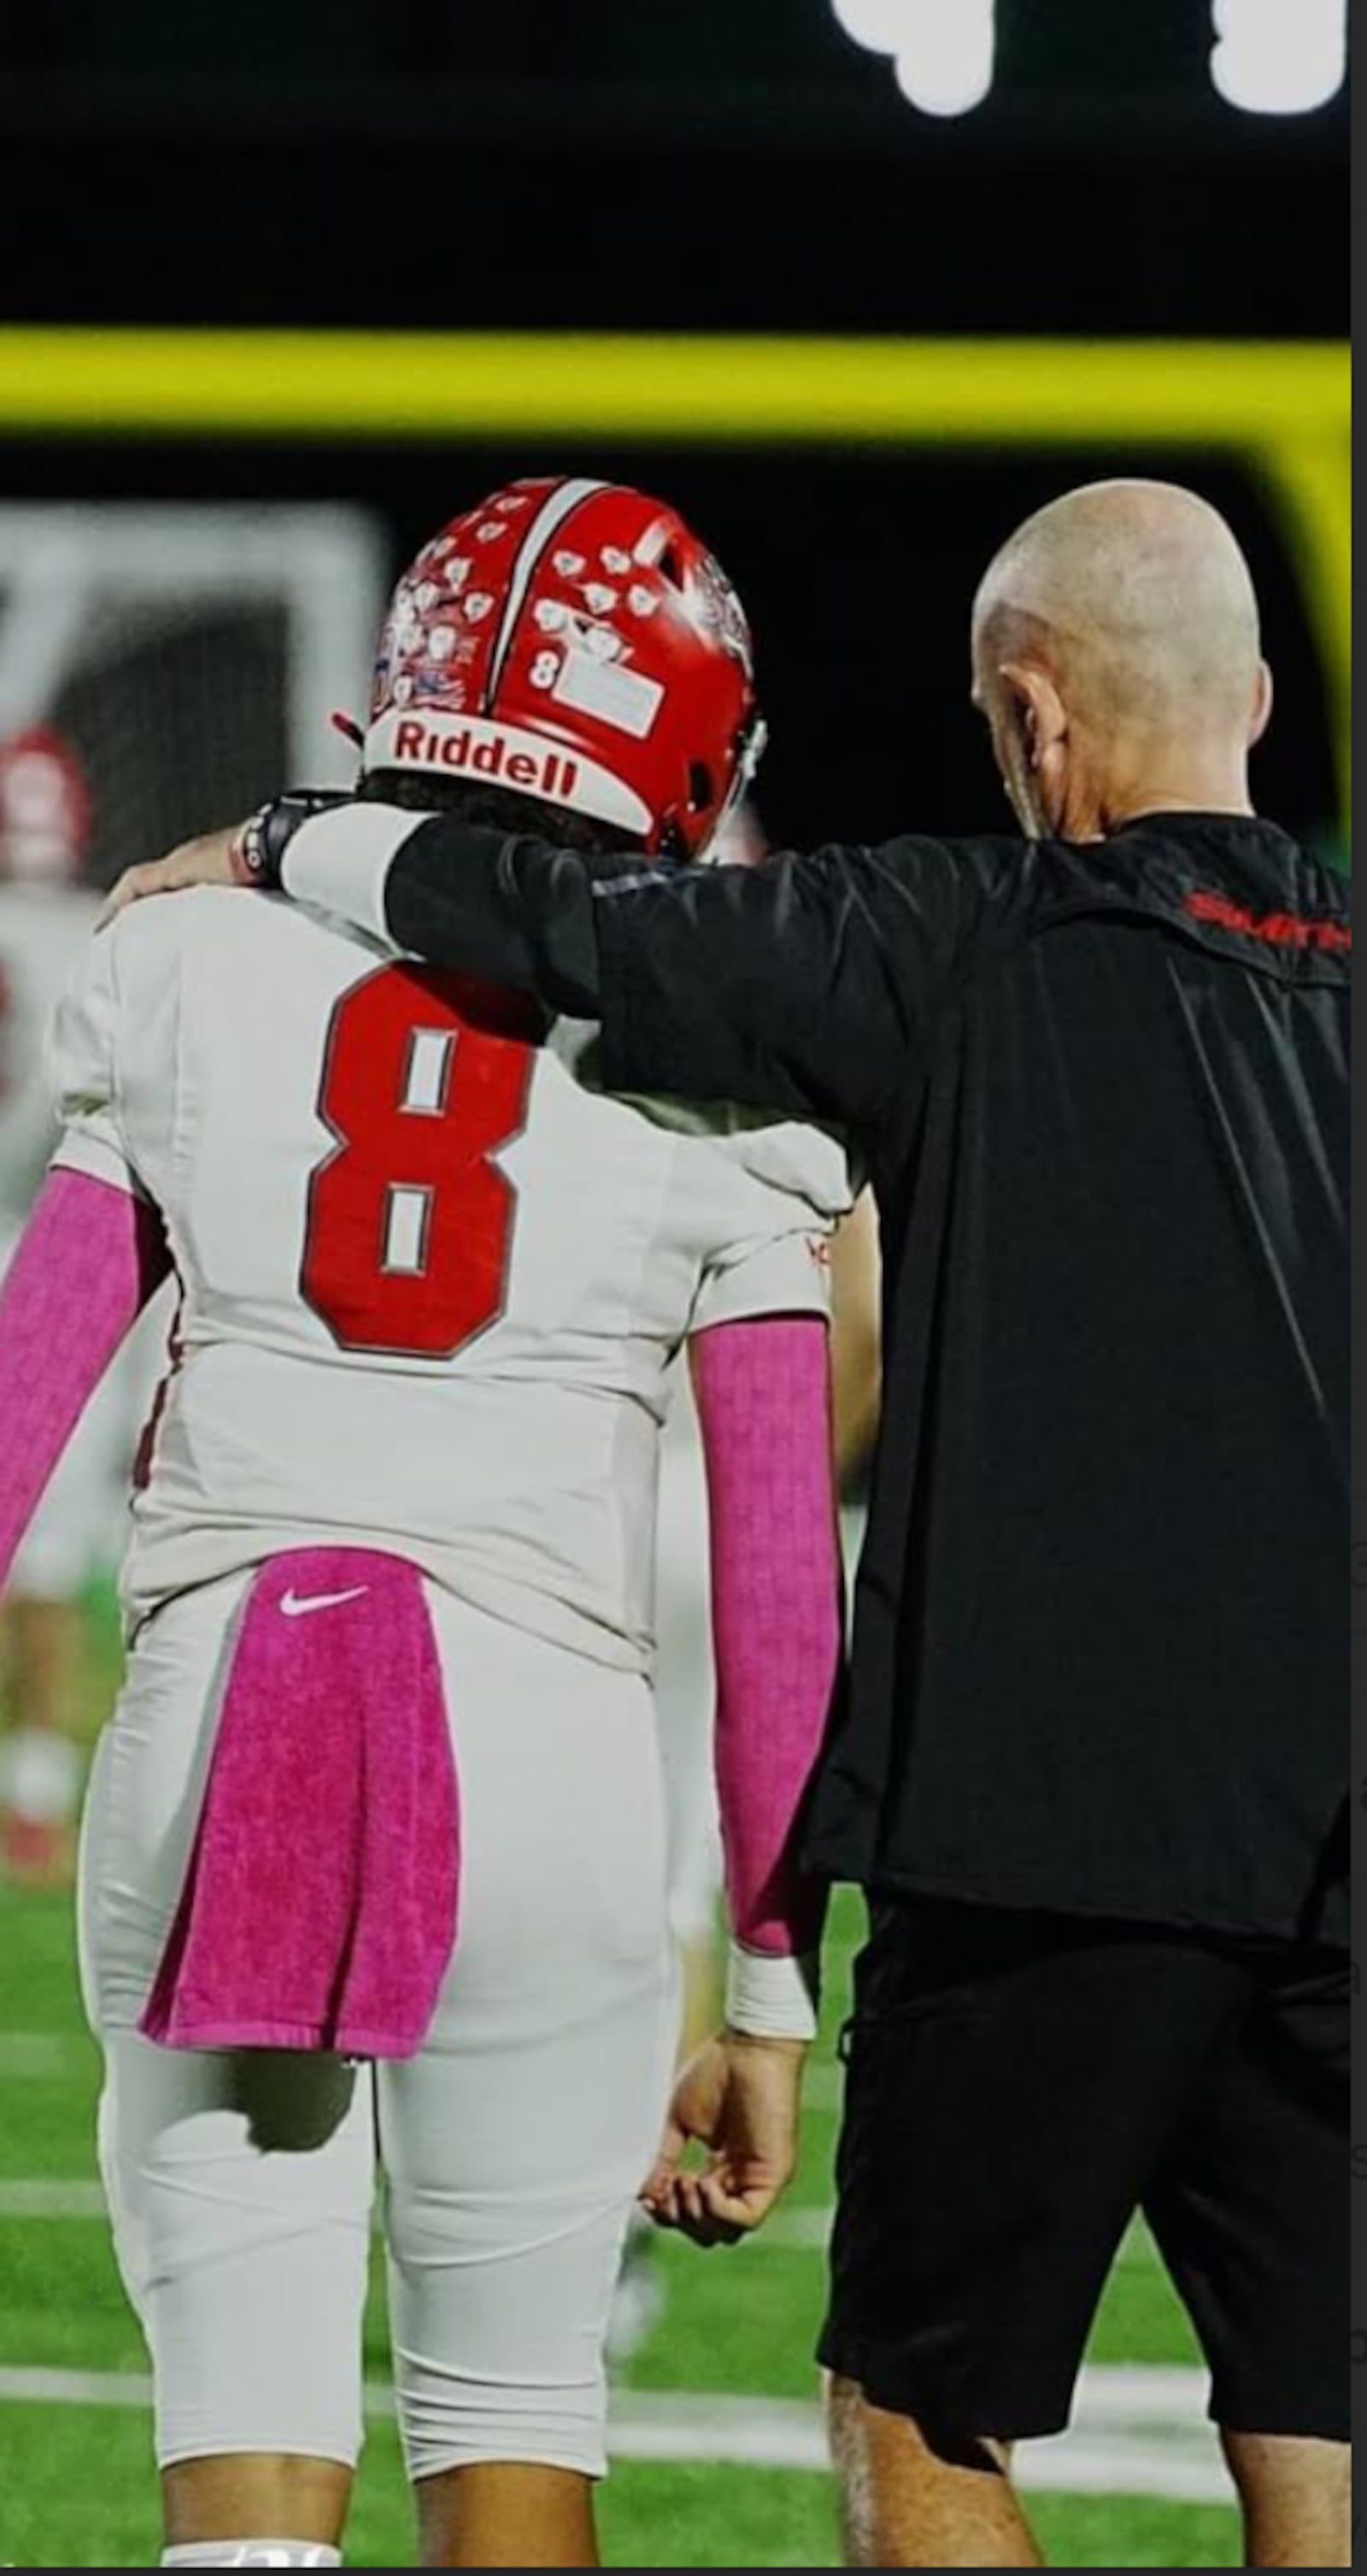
[238,791,355,889]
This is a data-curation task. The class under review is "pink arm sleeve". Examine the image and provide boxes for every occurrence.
[0,1170,172,1592]
[693,1314,843,1959]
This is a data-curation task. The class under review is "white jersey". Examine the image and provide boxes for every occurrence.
[51,887,850,1664]
[0,883,101,1232]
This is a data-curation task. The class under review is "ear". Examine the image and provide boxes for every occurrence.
[1248,659,1274,750]
[999,660,1067,763]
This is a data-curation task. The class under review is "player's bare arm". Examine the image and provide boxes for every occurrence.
[642,2032,807,2247]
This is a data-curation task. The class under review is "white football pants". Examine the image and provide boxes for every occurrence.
[79,1574,678,2481]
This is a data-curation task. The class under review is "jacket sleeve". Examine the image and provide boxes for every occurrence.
[281,805,994,1139]
[590,840,971,1131]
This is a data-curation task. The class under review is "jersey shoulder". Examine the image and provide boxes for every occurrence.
[102,882,232,982]
[548,1020,853,1222]
[104,884,384,997]
[689,1110,853,1223]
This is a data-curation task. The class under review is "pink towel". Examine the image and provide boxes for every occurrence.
[142,1549,460,2060]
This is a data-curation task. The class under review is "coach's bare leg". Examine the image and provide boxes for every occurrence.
[1223,2431,1350,2567]
[162,2455,353,2553]
[830,2377,1043,2568]
[417,2464,600,2568]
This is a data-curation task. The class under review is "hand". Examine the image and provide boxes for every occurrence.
[97,825,252,928]
[640,2029,807,2246]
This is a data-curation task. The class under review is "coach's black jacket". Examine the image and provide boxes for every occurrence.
[349,810,1351,1946]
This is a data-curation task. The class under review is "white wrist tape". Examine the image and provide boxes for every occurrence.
[282,805,413,947]
[725,1941,821,2044]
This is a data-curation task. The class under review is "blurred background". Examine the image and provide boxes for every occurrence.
[0,4,1350,2568]
[0,0,1351,864]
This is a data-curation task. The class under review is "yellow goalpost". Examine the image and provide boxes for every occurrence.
[0,328,1348,817]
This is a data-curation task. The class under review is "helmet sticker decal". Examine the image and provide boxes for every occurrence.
[367,477,760,860]
[553,649,666,741]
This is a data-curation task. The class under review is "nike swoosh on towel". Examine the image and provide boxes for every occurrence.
[279,1587,371,1619]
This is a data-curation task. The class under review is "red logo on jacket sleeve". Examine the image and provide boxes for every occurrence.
[1185,888,1351,954]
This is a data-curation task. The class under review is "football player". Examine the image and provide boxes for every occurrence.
[0,483,850,2569]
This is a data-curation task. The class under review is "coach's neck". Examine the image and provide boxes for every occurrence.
[1074,724,1263,841]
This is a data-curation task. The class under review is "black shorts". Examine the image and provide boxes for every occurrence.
[818,1899,1348,2443]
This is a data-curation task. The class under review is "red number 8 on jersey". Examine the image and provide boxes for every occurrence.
[302,964,538,1360]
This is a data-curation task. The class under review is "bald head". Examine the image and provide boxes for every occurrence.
[971,481,1270,840]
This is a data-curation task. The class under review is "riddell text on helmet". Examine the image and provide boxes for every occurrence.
[391,717,580,804]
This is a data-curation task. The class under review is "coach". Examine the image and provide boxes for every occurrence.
[120,482,1349,2568]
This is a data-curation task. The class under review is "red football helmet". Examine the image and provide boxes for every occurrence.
[0,728,93,887]
[364,478,766,861]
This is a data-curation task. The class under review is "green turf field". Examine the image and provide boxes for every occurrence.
[0,1858,1241,2569]
[0,1601,1241,2564]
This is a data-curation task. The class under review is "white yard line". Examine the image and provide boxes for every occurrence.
[0,2181,826,2249]
[12,2051,847,2099]
[2,2050,846,2096]
[0,2031,96,2081]
[760,2205,832,2250]
[0,2181,107,2219]
[0,2187,837,2251]
[0,2367,152,2409]
[0,2366,1225,2506]
[1066,2366,1211,2422]
[1019,2437,1226,2509]
[800,2062,845,2114]
[0,2189,1165,2276]
[0,2181,836,2247]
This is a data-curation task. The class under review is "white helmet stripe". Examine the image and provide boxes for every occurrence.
[485,477,609,711]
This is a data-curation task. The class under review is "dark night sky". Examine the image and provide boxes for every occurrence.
[1,0,1348,853]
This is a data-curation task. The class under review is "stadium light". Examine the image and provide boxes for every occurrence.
[1211,0,1348,114]
[830,0,996,119]
[829,0,907,44]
